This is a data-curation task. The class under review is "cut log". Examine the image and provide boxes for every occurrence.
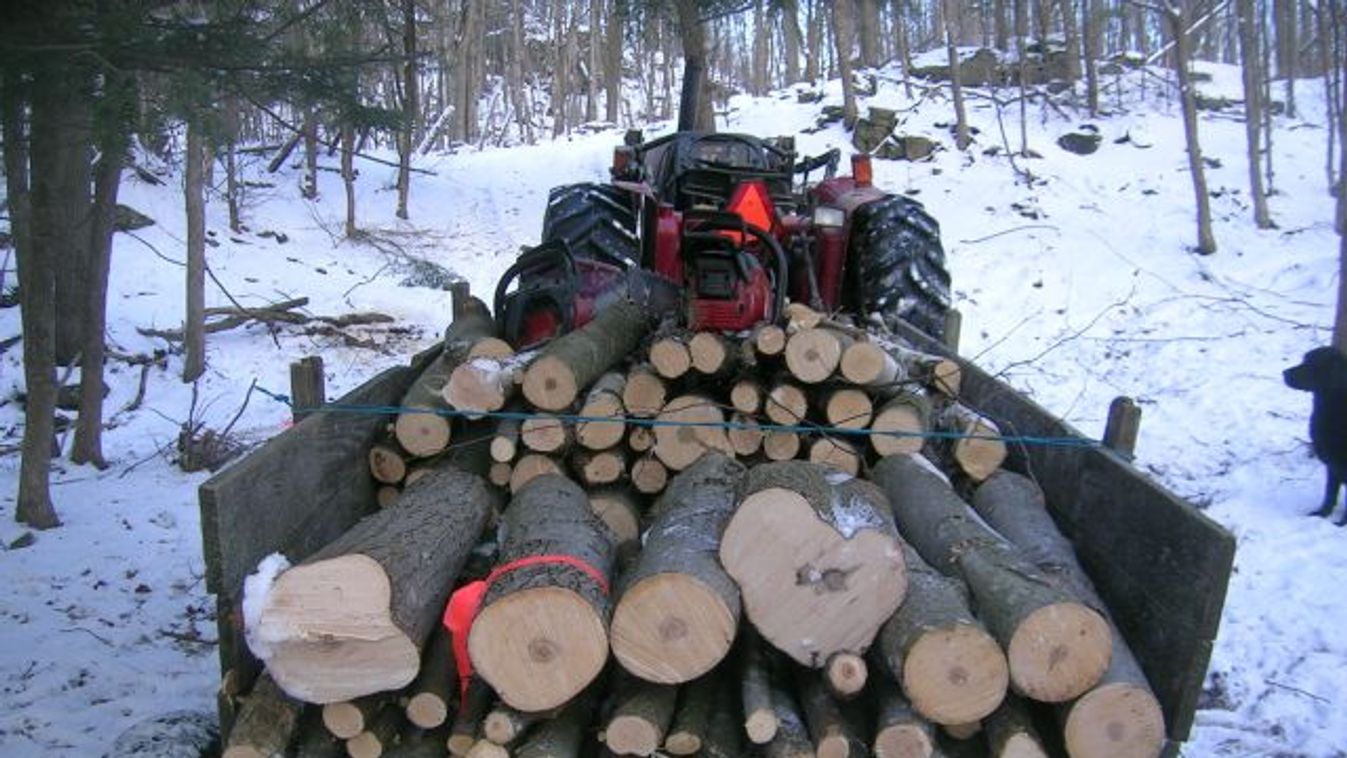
[394,299,497,457]
[728,413,765,457]
[464,739,509,758]
[972,471,1165,758]
[468,475,614,712]
[445,352,528,417]
[784,302,824,332]
[869,392,932,458]
[490,417,520,463]
[509,454,563,494]
[468,337,515,360]
[765,382,808,426]
[785,326,852,384]
[369,442,408,485]
[631,455,670,495]
[488,462,512,489]
[808,436,861,475]
[721,462,907,668]
[752,322,788,356]
[344,707,401,758]
[984,694,1049,758]
[689,331,738,376]
[603,675,678,756]
[323,696,389,740]
[622,365,667,418]
[823,388,874,430]
[649,331,693,379]
[589,486,643,547]
[628,424,656,453]
[653,394,733,471]
[405,628,454,729]
[840,341,903,388]
[870,454,1111,703]
[731,378,764,414]
[513,695,590,758]
[665,675,717,755]
[872,679,935,758]
[576,372,628,450]
[376,486,400,509]
[521,415,573,455]
[888,344,961,398]
[824,652,868,700]
[741,631,779,744]
[523,299,651,411]
[797,670,867,758]
[251,463,497,703]
[764,675,814,758]
[876,542,1007,726]
[762,430,802,461]
[611,453,745,683]
[222,673,303,758]
[484,703,549,746]
[448,677,493,756]
[572,447,627,487]
[934,403,1006,483]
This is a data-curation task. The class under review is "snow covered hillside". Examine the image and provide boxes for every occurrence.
[1,60,1343,756]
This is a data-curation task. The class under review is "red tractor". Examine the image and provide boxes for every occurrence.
[495,131,950,347]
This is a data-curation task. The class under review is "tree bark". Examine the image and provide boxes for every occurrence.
[341,123,357,237]
[721,462,907,668]
[522,299,652,411]
[943,0,972,151]
[251,463,497,703]
[468,474,615,711]
[184,115,207,382]
[604,674,678,756]
[876,543,1008,725]
[10,68,60,529]
[858,0,883,67]
[870,454,1111,703]
[972,471,1165,758]
[984,693,1049,757]
[395,300,498,457]
[1237,0,1271,229]
[796,668,867,758]
[48,63,92,367]
[606,0,626,124]
[674,0,715,131]
[576,371,627,450]
[405,629,454,729]
[611,453,745,683]
[832,0,859,126]
[740,629,779,744]
[665,674,717,754]
[513,695,590,758]
[221,674,303,758]
[779,0,804,84]
[1166,0,1217,254]
[396,0,416,219]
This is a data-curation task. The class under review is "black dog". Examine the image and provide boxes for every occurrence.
[1284,347,1347,524]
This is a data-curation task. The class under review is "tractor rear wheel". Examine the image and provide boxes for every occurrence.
[540,183,640,268]
[848,194,951,341]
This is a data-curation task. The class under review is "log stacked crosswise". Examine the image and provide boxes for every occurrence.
[230,298,1163,758]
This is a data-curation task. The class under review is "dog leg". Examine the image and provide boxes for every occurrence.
[1314,471,1338,518]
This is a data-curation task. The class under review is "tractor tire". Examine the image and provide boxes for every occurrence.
[540,183,640,268]
[847,194,951,341]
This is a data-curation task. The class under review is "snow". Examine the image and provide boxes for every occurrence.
[241,553,290,663]
[2,58,1345,756]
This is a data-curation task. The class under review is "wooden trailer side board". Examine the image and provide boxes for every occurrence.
[894,322,1236,745]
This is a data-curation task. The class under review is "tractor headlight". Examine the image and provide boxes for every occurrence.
[813,206,845,228]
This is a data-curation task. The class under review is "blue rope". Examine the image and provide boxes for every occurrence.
[256,384,1101,449]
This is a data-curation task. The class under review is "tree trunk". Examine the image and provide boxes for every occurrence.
[779,0,804,84]
[468,474,614,711]
[302,107,318,199]
[221,674,303,758]
[604,675,678,756]
[9,63,61,529]
[224,95,242,233]
[606,0,625,123]
[1237,0,1271,228]
[522,299,652,411]
[395,299,498,457]
[251,463,497,703]
[876,543,1008,725]
[71,69,131,469]
[753,0,770,95]
[183,116,207,383]
[1082,0,1100,115]
[1056,0,1082,80]
[1166,0,1217,254]
[895,0,915,98]
[870,454,1111,703]
[674,0,715,131]
[611,453,746,683]
[858,0,883,67]
[832,0,859,126]
[396,0,416,220]
[720,462,908,668]
[972,471,1165,758]
[1275,0,1296,117]
[587,0,601,123]
[49,64,92,367]
[805,0,822,81]
[554,0,571,137]
[943,0,972,151]
[341,124,357,237]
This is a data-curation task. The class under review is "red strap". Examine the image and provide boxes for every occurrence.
[442,554,608,701]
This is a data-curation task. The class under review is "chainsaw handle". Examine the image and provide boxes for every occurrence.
[493,242,578,338]
[681,210,789,322]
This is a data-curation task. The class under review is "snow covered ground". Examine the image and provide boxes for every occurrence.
[1,60,1344,756]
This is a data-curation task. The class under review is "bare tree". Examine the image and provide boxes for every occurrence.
[606,0,625,123]
[778,0,804,84]
[1165,0,1217,254]
[183,116,207,382]
[396,0,416,219]
[1236,0,1271,228]
[944,0,972,150]
[832,0,858,126]
[858,0,882,67]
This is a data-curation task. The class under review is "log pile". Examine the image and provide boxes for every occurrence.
[228,299,1164,758]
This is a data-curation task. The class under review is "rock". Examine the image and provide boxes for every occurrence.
[866,106,897,129]
[8,532,35,550]
[818,105,846,125]
[104,710,219,758]
[56,381,109,411]
[797,90,824,104]
[114,204,155,232]
[1057,131,1102,155]
[852,117,895,153]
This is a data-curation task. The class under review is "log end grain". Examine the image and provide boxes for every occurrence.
[871,401,927,457]
[873,722,935,758]
[405,692,448,730]
[650,339,692,379]
[576,396,626,450]
[394,410,452,458]
[509,454,563,494]
[256,555,420,703]
[745,709,779,745]
[825,652,868,699]
[809,437,861,475]
[611,574,738,684]
[653,396,731,471]
[369,445,408,485]
[754,323,787,355]
[468,586,609,712]
[606,716,662,757]
[664,732,702,755]
[953,418,1007,483]
[785,329,843,384]
[902,624,1009,726]
[1008,602,1112,703]
[522,355,578,412]
[1063,682,1165,758]
[321,701,366,739]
